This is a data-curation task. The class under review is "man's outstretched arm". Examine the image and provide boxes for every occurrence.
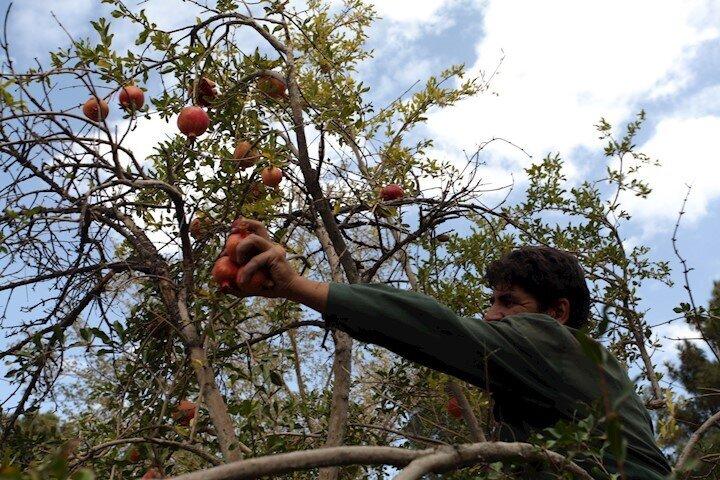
[229,218,562,400]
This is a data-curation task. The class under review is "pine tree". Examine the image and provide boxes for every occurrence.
[667,281,720,478]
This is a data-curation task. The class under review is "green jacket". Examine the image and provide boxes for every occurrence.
[324,283,671,479]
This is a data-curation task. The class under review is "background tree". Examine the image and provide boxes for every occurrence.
[665,280,720,478]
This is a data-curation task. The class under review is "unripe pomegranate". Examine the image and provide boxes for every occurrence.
[211,256,239,292]
[232,140,261,169]
[172,400,197,426]
[446,397,463,419]
[82,97,109,121]
[177,106,210,137]
[118,85,144,111]
[257,75,287,100]
[190,76,218,107]
[261,166,283,188]
[380,184,404,201]
[141,468,163,479]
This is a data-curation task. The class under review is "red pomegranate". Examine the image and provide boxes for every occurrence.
[127,447,141,463]
[119,85,144,111]
[223,231,249,258]
[190,77,218,107]
[172,400,197,426]
[189,218,203,239]
[141,467,163,479]
[235,265,272,292]
[446,397,463,419]
[230,218,252,234]
[211,256,239,292]
[82,97,109,121]
[177,106,210,137]
[380,184,404,201]
[257,75,287,100]
[232,140,262,169]
[261,166,283,188]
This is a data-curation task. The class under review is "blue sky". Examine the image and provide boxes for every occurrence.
[1,0,719,399]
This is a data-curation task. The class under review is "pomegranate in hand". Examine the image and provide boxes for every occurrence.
[211,256,239,292]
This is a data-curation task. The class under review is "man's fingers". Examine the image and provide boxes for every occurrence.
[232,217,270,240]
[233,234,274,264]
[236,249,276,285]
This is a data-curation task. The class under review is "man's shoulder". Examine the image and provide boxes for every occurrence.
[485,313,581,355]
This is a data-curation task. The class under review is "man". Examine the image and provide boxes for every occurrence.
[230,218,671,479]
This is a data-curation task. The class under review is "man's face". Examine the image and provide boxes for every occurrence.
[484,284,542,322]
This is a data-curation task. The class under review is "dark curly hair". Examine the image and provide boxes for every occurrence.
[484,246,591,329]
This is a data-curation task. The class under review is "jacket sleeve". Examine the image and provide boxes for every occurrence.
[323,282,567,403]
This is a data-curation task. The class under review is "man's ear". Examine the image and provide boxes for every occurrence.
[547,298,571,325]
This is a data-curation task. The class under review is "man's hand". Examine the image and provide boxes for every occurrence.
[228,218,329,313]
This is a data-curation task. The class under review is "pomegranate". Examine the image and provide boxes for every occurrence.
[261,166,283,188]
[257,75,287,100]
[127,447,141,463]
[118,85,144,111]
[223,232,249,257]
[189,215,210,239]
[446,397,463,419]
[190,77,218,107]
[82,97,109,121]
[235,264,272,293]
[177,106,210,137]
[232,140,262,169]
[230,218,253,234]
[211,256,239,292]
[380,184,404,201]
[172,400,197,426]
[141,468,163,479]
[247,182,265,201]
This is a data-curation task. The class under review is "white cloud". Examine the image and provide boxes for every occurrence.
[113,114,176,167]
[425,0,720,195]
[620,115,720,230]
[373,0,457,23]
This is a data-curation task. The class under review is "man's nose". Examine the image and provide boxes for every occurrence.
[484,305,504,322]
